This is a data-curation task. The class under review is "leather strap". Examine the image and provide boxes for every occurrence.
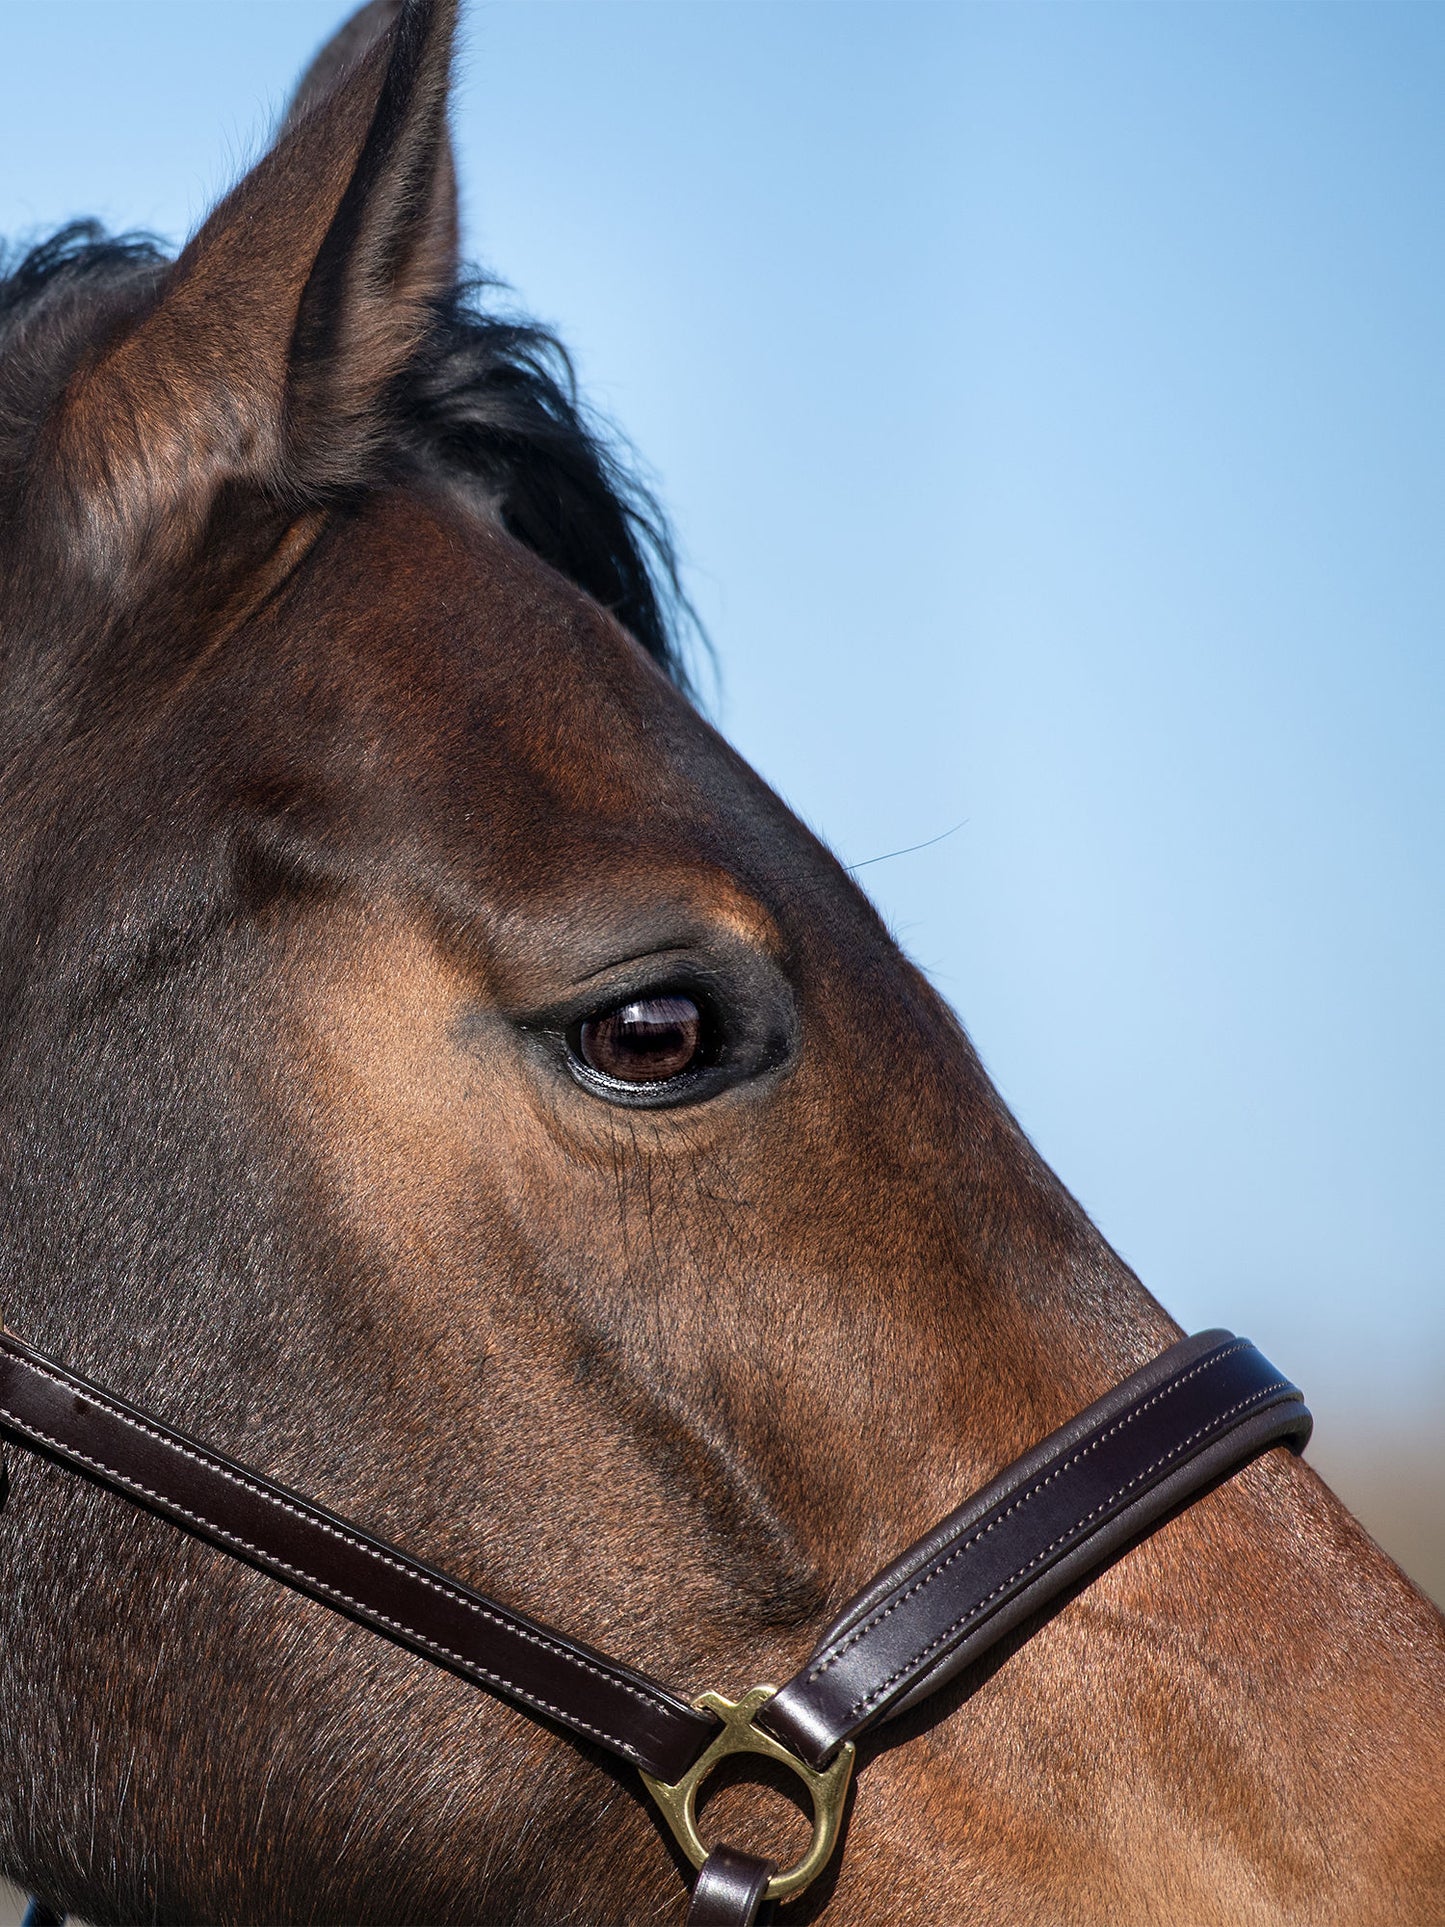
[0,1332,716,1781]
[684,1847,773,1926]
[0,1326,1311,1921]
[759,1331,1311,1765]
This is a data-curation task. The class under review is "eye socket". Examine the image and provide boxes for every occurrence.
[575,994,707,1086]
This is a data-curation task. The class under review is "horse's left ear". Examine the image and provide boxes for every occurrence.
[47,0,459,577]
[282,0,460,486]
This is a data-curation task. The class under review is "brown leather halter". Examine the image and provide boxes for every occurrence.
[0,1325,1310,1923]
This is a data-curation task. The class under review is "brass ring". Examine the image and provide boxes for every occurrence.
[640,1685,856,1903]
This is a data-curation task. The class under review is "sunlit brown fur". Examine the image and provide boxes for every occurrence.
[0,5,1440,1922]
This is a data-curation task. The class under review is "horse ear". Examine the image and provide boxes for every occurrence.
[50,0,460,574]
[288,0,449,137]
[286,0,410,125]
[283,0,460,300]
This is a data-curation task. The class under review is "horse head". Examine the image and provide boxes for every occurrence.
[1,3,1441,1920]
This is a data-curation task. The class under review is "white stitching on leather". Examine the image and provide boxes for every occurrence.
[0,1353,694,1761]
[813,1343,1251,1680]
[805,1342,1284,1712]
[842,1379,1286,1719]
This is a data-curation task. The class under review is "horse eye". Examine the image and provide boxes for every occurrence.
[576,995,706,1085]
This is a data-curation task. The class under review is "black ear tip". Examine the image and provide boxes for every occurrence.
[399,0,457,35]
[285,0,411,133]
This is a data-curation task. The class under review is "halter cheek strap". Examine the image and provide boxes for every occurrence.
[0,1328,1309,1923]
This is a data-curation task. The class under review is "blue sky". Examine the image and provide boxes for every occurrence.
[2,3,1441,1467]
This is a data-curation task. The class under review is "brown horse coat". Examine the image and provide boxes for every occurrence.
[0,3,1441,1921]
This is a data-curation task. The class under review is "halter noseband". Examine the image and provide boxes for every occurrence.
[0,1326,1309,1924]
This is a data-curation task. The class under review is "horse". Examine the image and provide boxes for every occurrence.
[0,1,1441,1921]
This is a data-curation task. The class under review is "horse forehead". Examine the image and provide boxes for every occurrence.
[301,493,767,860]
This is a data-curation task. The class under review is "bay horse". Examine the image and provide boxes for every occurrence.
[0,2,1441,1921]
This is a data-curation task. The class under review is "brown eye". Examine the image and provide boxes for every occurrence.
[577,995,706,1084]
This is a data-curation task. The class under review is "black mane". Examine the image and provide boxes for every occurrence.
[0,222,694,686]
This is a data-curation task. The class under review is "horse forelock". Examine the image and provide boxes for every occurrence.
[0,223,694,695]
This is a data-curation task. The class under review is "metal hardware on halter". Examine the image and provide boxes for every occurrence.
[0,1327,1311,1925]
[640,1685,856,1903]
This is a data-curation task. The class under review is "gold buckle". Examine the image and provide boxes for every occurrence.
[640,1685,856,1903]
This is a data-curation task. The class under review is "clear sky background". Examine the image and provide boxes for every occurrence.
[1,2,1441,1580]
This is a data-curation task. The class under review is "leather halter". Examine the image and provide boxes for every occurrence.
[0,1326,1309,1923]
